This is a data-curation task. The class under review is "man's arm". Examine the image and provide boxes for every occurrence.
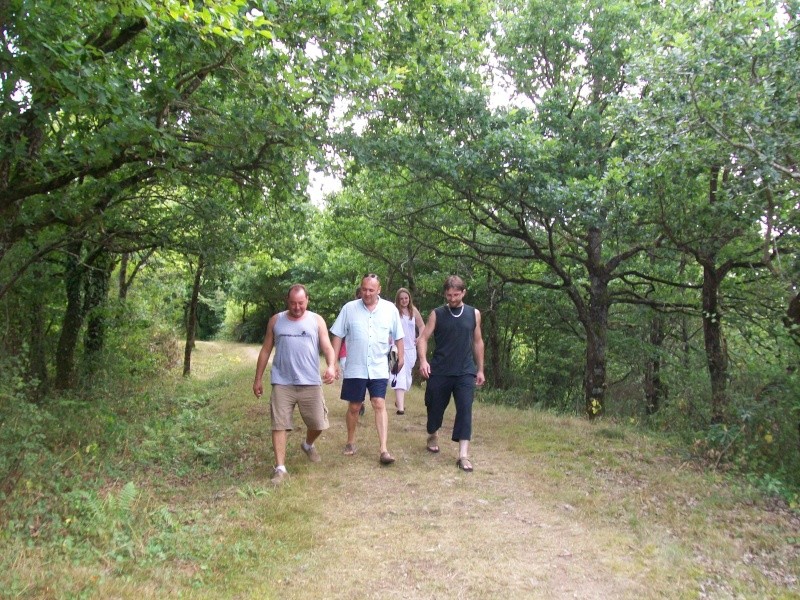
[395,337,405,373]
[317,315,337,384]
[473,308,486,386]
[331,334,343,379]
[416,310,437,379]
[329,305,348,379]
[413,307,425,337]
[253,314,278,397]
[391,306,406,372]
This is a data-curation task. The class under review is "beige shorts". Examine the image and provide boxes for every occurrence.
[270,384,329,431]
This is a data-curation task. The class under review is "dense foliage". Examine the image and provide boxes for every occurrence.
[1,0,799,551]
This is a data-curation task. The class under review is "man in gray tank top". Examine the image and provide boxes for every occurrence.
[253,284,337,484]
[417,275,485,472]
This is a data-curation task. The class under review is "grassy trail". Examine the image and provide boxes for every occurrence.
[8,341,799,599]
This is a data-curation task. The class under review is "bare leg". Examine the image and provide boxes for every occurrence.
[372,397,390,453]
[346,402,362,446]
[458,439,470,459]
[305,429,322,446]
[272,430,288,467]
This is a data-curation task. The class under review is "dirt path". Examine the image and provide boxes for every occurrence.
[291,408,643,599]
[229,342,798,599]
[260,388,643,598]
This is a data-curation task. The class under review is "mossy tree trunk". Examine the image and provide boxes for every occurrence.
[183,255,204,377]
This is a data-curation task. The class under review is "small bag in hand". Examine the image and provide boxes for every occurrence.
[388,344,400,385]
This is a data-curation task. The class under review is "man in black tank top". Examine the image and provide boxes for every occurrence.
[417,275,485,472]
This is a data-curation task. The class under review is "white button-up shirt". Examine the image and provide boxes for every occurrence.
[330,297,405,379]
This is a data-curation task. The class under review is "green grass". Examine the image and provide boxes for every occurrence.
[2,341,799,599]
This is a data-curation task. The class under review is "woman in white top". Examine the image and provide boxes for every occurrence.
[391,287,425,414]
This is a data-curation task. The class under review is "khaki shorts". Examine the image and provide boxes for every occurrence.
[270,384,329,431]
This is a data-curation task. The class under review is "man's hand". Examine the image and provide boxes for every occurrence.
[419,361,431,379]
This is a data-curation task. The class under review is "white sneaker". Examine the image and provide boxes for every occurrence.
[270,468,288,485]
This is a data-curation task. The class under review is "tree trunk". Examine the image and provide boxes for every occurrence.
[702,263,728,424]
[678,255,692,369]
[183,255,204,377]
[118,249,155,301]
[84,249,112,357]
[644,251,666,416]
[583,227,609,419]
[55,241,85,390]
[118,252,129,301]
[484,276,503,388]
[583,300,609,419]
[644,313,665,415]
[785,291,800,348]
[702,166,729,425]
[27,293,49,400]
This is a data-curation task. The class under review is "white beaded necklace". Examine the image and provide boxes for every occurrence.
[447,304,465,318]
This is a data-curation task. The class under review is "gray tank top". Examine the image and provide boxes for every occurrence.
[271,311,322,385]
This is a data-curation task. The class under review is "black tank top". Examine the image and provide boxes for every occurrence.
[430,304,477,376]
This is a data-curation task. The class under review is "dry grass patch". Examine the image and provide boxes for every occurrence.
[4,341,798,599]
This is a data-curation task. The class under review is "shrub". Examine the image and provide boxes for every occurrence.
[0,356,54,503]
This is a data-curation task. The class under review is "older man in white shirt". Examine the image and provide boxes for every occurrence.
[331,273,404,465]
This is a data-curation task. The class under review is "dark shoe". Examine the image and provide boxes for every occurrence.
[379,451,395,465]
[456,457,473,472]
[426,433,440,453]
[343,443,356,456]
[396,410,405,415]
[358,404,366,417]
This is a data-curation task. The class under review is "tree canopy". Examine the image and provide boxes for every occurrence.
[1,0,799,490]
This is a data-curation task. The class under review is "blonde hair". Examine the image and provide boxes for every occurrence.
[394,287,418,318]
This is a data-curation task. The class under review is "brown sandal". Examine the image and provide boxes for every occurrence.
[426,433,440,453]
[457,457,473,472]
